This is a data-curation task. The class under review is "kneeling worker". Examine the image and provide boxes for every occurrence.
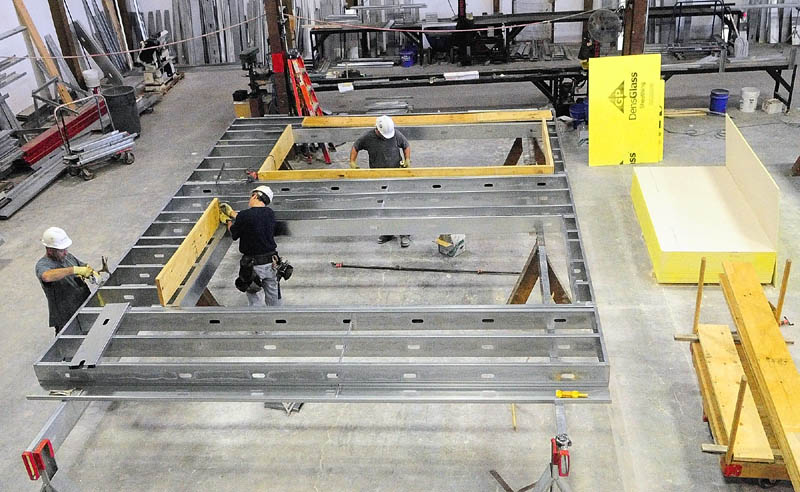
[36,227,98,335]
[220,186,283,306]
[350,115,412,248]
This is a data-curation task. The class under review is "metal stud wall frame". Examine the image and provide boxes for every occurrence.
[32,116,608,405]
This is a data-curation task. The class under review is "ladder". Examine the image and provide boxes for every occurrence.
[287,55,331,164]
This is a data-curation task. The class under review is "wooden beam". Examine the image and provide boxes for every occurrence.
[540,119,554,170]
[507,241,540,305]
[622,0,647,55]
[13,0,73,105]
[721,261,800,487]
[775,259,791,322]
[546,260,571,304]
[302,111,553,128]
[257,125,294,177]
[155,198,222,306]
[263,0,290,113]
[503,138,522,166]
[258,164,555,181]
[693,257,707,334]
[675,333,794,345]
[196,288,220,306]
[102,0,132,68]
[725,375,749,464]
[48,0,84,87]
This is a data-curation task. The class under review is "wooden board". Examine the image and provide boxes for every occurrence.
[258,164,555,181]
[721,261,800,488]
[200,0,221,63]
[631,167,776,283]
[697,323,774,462]
[692,341,728,446]
[541,119,554,170]
[302,110,553,128]
[102,0,131,68]
[725,115,780,249]
[12,0,73,105]
[257,125,294,175]
[155,198,221,305]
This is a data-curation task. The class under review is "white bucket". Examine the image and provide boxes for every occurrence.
[739,87,760,113]
[83,69,101,89]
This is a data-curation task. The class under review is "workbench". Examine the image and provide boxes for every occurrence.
[312,47,798,111]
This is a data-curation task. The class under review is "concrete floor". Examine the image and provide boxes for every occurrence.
[0,62,799,491]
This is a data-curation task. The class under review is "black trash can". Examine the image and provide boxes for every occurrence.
[103,85,141,135]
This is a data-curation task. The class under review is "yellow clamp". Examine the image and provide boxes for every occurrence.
[556,390,588,399]
[435,238,453,247]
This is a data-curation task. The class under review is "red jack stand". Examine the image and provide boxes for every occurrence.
[22,438,78,492]
[490,403,574,492]
[530,434,573,492]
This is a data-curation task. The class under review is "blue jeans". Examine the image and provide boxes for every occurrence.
[246,263,282,306]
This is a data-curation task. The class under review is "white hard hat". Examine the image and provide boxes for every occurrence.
[251,185,274,203]
[376,115,395,139]
[42,227,72,249]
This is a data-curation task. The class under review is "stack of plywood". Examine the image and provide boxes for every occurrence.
[631,116,779,284]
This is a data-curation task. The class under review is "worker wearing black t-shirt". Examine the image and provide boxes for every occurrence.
[221,186,281,306]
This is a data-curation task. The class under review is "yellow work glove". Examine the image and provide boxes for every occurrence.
[219,203,234,217]
[401,158,410,168]
[349,160,359,169]
[73,265,95,279]
[219,211,232,224]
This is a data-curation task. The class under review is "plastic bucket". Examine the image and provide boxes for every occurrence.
[82,69,101,89]
[400,48,415,68]
[569,99,588,128]
[102,85,141,135]
[739,87,760,113]
[709,89,730,113]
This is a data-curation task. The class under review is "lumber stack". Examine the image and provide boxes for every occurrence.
[684,260,798,483]
[721,261,800,488]
[0,131,22,177]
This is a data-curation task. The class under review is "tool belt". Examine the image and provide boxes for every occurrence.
[247,252,277,265]
[235,255,268,293]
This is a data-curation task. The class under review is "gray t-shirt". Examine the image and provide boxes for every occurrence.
[353,129,409,168]
[35,253,90,332]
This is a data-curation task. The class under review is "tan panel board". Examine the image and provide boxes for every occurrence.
[632,166,772,253]
[724,116,780,248]
[155,198,221,305]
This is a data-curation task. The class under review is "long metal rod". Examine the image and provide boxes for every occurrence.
[330,261,520,275]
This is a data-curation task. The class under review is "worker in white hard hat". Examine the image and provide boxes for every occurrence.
[349,115,413,248]
[35,227,97,335]
[219,186,285,306]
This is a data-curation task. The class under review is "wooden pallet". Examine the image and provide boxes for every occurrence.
[144,71,185,94]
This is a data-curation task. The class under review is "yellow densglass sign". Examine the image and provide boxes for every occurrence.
[588,54,665,166]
